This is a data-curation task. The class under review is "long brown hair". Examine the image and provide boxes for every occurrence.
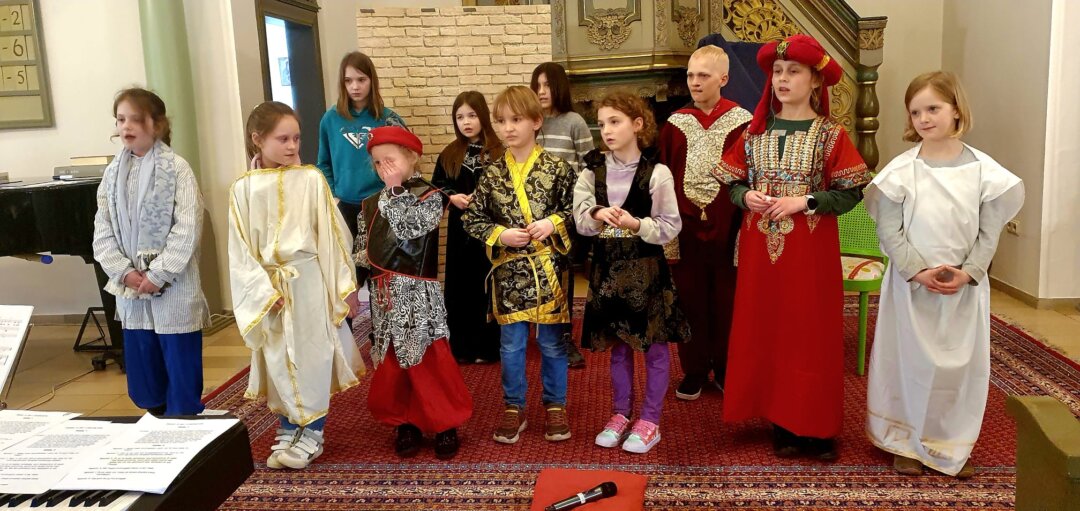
[245,101,300,159]
[438,91,502,179]
[530,62,573,115]
[335,52,386,121]
[113,87,171,146]
[596,91,657,148]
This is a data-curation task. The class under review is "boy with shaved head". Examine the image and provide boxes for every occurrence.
[658,45,752,401]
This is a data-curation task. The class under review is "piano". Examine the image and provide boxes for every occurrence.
[0,178,124,370]
[0,415,254,510]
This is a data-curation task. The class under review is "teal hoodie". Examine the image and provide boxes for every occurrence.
[316,106,406,205]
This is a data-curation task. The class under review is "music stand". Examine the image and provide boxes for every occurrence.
[0,305,34,411]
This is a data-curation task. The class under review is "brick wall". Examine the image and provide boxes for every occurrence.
[356,5,553,280]
[357,5,553,172]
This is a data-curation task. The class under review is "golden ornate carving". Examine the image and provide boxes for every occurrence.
[829,75,855,137]
[552,0,566,55]
[672,4,701,48]
[710,0,725,33]
[655,0,670,46]
[722,0,799,43]
[585,8,635,50]
[858,27,884,50]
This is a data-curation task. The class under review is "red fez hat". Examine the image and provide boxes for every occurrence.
[367,126,423,157]
[748,34,843,134]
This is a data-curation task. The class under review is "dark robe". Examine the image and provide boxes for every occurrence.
[432,143,501,362]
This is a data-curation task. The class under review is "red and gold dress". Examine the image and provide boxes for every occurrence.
[714,116,870,438]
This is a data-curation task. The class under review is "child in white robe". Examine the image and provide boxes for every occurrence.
[865,71,1024,478]
[229,101,365,470]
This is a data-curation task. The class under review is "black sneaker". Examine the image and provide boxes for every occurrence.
[395,423,422,458]
[675,376,702,401]
[434,428,460,460]
[803,437,838,462]
[565,335,586,368]
[772,425,802,458]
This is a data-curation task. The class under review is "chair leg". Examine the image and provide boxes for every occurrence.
[857,292,869,376]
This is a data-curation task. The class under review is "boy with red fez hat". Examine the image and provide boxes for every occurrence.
[657,44,752,401]
[713,34,870,461]
[352,126,473,460]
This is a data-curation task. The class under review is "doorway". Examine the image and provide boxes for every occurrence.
[257,0,325,164]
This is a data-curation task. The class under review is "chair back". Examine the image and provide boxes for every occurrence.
[838,201,883,260]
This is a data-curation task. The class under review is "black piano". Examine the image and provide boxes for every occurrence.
[0,415,254,510]
[0,178,124,370]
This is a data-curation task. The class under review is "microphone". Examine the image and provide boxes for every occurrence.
[544,481,617,511]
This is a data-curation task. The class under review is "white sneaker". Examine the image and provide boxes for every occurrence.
[622,420,661,454]
[277,428,325,469]
[266,427,300,469]
[594,414,631,448]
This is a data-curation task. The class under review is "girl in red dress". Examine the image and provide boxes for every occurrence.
[713,35,871,461]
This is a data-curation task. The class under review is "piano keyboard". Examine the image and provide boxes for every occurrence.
[0,490,140,509]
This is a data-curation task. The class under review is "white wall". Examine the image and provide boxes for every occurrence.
[183,0,249,312]
[846,0,943,166]
[0,0,146,315]
[942,0,1052,298]
[1040,0,1080,299]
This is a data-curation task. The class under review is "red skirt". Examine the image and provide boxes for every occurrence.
[721,213,845,438]
[367,338,474,434]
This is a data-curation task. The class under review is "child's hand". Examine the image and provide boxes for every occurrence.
[345,291,360,319]
[764,196,809,220]
[249,153,263,170]
[591,206,622,227]
[931,266,972,295]
[123,270,144,291]
[376,159,409,188]
[744,191,772,213]
[611,207,641,232]
[137,277,161,296]
[499,228,532,247]
[449,193,471,210]
[912,267,948,294]
[270,297,285,312]
[526,219,555,241]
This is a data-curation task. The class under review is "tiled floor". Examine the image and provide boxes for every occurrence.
[4,285,1078,418]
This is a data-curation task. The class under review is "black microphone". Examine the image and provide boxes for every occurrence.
[544,481,618,511]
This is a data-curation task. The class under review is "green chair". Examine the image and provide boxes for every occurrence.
[838,201,887,376]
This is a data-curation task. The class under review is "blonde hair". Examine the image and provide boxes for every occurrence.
[903,71,972,142]
[689,45,730,74]
[493,86,544,136]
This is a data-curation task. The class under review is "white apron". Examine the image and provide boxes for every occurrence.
[866,145,1022,475]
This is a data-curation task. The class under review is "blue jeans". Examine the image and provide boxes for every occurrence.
[500,322,568,407]
[279,415,326,432]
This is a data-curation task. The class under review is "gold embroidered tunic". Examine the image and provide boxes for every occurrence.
[462,147,576,325]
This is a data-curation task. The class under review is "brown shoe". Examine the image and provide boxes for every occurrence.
[893,454,923,476]
[493,405,527,444]
[956,460,975,479]
[544,404,572,441]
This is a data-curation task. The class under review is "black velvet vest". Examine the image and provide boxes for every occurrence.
[361,178,441,279]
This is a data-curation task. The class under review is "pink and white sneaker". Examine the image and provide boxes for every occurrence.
[594,414,631,448]
[622,419,661,453]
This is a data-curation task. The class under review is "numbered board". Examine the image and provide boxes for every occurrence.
[0,0,52,129]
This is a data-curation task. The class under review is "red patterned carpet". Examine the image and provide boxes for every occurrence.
[205,297,1080,510]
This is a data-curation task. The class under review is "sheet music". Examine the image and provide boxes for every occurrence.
[55,414,238,494]
[0,420,128,495]
[0,305,33,398]
[0,410,80,451]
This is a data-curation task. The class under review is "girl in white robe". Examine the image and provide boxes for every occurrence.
[229,101,365,470]
[865,71,1023,478]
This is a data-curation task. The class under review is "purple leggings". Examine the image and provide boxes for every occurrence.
[610,341,671,424]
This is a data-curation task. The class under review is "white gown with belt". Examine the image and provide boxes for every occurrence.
[865,144,1023,475]
[228,165,365,427]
